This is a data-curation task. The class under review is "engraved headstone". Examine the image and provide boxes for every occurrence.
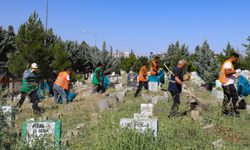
[120,118,158,136]
[114,83,123,91]
[140,104,153,118]
[22,120,61,149]
[1,106,13,125]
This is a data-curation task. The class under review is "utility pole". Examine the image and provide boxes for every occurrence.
[45,0,48,46]
[46,0,48,32]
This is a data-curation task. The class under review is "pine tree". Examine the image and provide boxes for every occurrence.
[8,12,53,77]
[164,41,189,69]
[51,43,71,72]
[194,40,220,90]
[0,26,16,68]
[217,42,236,64]
[64,40,93,73]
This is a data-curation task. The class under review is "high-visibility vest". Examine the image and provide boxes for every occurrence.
[54,71,70,90]
[219,60,235,84]
[150,61,158,75]
[138,66,147,82]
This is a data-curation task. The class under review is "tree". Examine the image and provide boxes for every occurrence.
[194,40,220,90]
[132,56,149,73]
[217,42,236,64]
[8,12,54,77]
[243,36,250,69]
[164,41,189,70]
[121,52,137,72]
[102,41,107,51]
[0,26,16,69]
[51,43,71,72]
[65,40,92,73]
[90,47,120,74]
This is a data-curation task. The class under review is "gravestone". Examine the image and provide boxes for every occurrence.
[115,92,124,102]
[212,88,223,101]
[246,105,250,114]
[212,139,224,149]
[190,72,205,87]
[22,120,61,149]
[120,70,126,75]
[127,72,138,88]
[114,83,123,91]
[148,82,159,92]
[120,118,158,136]
[140,104,153,118]
[1,105,13,126]
[215,80,222,88]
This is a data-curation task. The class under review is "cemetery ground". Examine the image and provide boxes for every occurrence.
[8,80,250,150]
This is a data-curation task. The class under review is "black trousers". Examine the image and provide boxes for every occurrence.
[169,91,180,116]
[17,90,39,111]
[135,81,148,97]
[92,84,104,94]
[222,84,239,114]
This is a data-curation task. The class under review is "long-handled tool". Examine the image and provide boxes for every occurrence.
[163,63,200,102]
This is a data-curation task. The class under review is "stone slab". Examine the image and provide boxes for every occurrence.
[120,118,158,136]
[148,82,159,92]
[141,104,153,118]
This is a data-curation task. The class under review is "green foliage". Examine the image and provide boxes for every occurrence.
[121,52,137,72]
[0,26,16,68]
[91,47,120,74]
[243,36,250,69]
[8,52,29,76]
[194,41,220,90]
[132,56,149,73]
[64,40,92,73]
[217,42,236,63]
[164,41,190,70]
[0,108,17,149]
[8,12,54,78]
[51,43,71,72]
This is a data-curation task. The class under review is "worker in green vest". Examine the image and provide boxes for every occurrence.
[92,62,104,93]
[17,63,42,114]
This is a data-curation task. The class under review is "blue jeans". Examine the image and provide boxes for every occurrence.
[53,84,68,104]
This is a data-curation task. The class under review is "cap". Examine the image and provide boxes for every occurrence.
[31,63,38,69]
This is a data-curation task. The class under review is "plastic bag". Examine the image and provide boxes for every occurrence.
[237,75,250,96]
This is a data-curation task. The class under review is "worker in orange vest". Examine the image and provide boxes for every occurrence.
[219,52,240,116]
[150,56,160,76]
[53,68,73,104]
[135,61,149,97]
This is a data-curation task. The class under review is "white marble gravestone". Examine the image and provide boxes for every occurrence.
[120,118,158,136]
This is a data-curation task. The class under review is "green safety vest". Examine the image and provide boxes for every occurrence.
[92,67,103,85]
[20,70,37,94]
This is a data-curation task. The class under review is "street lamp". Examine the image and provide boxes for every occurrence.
[81,29,97,50]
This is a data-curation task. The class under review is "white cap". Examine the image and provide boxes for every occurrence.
[31,63,38,69]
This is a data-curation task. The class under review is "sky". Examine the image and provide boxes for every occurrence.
[0,0,249,55]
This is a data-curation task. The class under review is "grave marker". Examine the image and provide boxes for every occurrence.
[141,104,153,118]
[1,106,13,126]
[120,118,158,136]
[22,120,61,149]
[114,83,123,91]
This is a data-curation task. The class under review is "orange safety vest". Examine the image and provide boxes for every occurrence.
[150,60,158,75]
[139,66,147,82]
[219,60,235,84]
[54,71,70,90]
